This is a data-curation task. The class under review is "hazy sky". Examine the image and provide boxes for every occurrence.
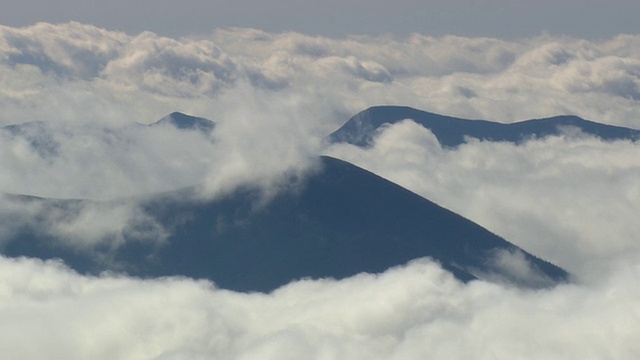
[2,0,639,39]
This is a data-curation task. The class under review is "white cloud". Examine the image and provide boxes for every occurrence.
[101,31,238,97]
[479,248,557,288]
[2,23,640,129]
[0,22,127,79]
[0,255,638,359]
[0,121,219,199]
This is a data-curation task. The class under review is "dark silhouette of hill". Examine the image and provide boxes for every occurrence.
[328,106,640,147]
[2,156,567,292]
[1,112,214,135]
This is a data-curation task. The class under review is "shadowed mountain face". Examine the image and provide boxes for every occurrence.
[328,106,640,147]
[2,156,567,292]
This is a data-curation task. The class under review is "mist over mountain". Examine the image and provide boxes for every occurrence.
[11,106,640,292]
[1,111,214,133]
[149,112,215,133]
[329,105,640,148]
[1,120,60,159]
[0,112,222,199]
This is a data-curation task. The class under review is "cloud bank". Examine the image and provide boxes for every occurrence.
[0,255,638,359]
[2,23,640,128]
[1,22,638,200]
[1,22,639,358]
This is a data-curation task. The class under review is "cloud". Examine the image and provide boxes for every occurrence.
[0,120,220,199]
[479,248,557,288]
[2,23,640,128]
[101,31,239,97]
[0,22,127,79]
[0,255,638,359]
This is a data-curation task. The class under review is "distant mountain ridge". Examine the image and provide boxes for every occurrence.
[328,106,640,147]
[0,111,214,133]
[2,156,567,292]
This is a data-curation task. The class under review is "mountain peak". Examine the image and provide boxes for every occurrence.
[328,106,640,147]
[151,112,215,133]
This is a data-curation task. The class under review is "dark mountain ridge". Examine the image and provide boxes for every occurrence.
[1,112,214,133]
[328,105,640,147]
[2,156,568,292]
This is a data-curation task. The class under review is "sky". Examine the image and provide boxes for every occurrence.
[1,4,640,360]
[1,0,639,39]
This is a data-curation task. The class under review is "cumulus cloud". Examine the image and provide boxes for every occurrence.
[0,255,638,359]
[102,31,238,97]
[0,22,127,79]
[2,23,640,129]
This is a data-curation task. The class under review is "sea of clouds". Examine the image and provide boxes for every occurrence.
[0,22,639,359]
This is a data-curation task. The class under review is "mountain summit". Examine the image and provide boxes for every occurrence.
[149,112,215,133]
[328,106,640,147]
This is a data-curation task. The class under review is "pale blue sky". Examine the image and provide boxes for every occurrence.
[2,0,639,39]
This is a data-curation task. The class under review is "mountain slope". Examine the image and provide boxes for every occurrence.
[328,106,640,147]
[2,156,568,292]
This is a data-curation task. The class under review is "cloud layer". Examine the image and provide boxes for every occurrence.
[2,23,640,129]
[1,255,639,359]
[1,22,639,201]
[1,23,640,359]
